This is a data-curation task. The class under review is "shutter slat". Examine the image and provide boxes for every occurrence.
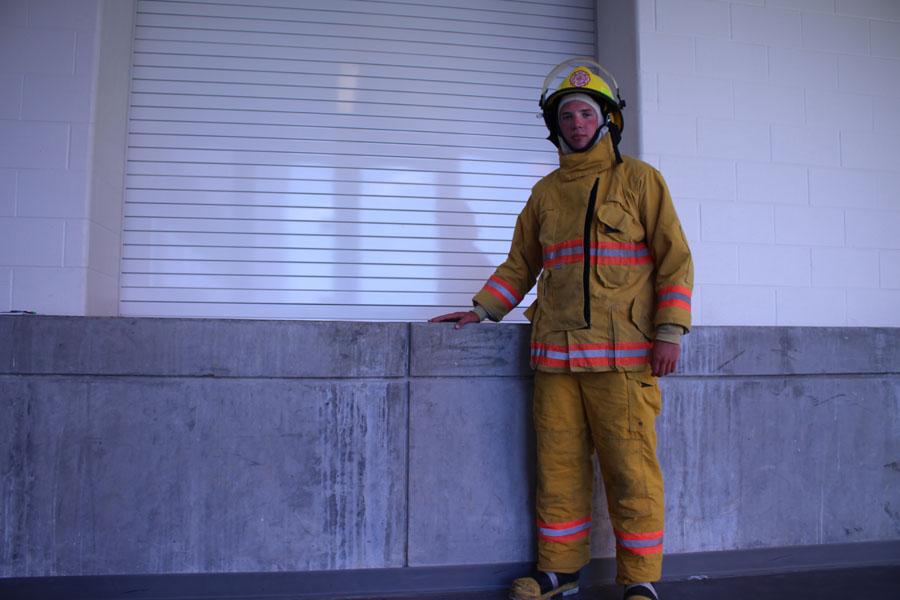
[134,13,594,52]
[128,134,556,165]
[129,107,546,138]
[120,273,497,293]
[138,1,593,37]
[122,231,513,253]
[124,217,514,241]
[119,301,531,322]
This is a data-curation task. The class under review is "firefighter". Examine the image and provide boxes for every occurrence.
[431,59,693,600]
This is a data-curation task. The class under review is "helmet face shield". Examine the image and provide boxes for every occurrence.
[539,58,625,147]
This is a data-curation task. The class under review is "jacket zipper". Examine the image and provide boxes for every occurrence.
[582,178,600,327]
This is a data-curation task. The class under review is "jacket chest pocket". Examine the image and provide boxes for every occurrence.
[594,202,651,288]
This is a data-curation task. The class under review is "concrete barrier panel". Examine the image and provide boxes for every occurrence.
[408,377,535,566]
[824,382,900,544]
[679,327,900,376]
[407,375,900,563]
[410,323,531,377]
[0,316,409,378]
[0,377,407,576]
[656,376,900,554]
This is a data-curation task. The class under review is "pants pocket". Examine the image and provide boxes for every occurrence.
[625,369,661,433]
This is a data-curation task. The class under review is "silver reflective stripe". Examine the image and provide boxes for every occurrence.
[486,279,517,305]
[539,521,591,537]
[569,348,650,359]
[591,247,650,257]
[659,291,691,303]
[617,535,663,549]
[547,572,559,590]
[545,246,582,260]
[532,348,570,361]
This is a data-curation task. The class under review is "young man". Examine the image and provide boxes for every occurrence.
[431,60,693,600]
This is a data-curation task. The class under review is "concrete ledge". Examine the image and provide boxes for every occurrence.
[4,317,897,378]
[679,326,900,376]
[0,316,408,378]
[1,542,897,599]
[413,323,900,377]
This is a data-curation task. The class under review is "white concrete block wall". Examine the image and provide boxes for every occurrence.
[636,0,900,326]
[0,0,101,314]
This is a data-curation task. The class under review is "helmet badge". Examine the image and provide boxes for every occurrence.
[570,69,591,87]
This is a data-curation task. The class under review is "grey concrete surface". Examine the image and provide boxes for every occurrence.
[408,377,535,566]
[1,316,898,579]
[0,316,408,378]
[413,323,900,377]
[678,326,900,376]
[410,322,531,377]
[657,377,900,553]
[1,376,407,576]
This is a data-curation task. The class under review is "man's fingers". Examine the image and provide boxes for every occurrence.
[429,311,481,327]
[454,313,479,329]
[429,312,465,322]
[656,358,669,377]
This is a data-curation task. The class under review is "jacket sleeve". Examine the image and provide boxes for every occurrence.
[639,168,694,332]
[472,195,543,321]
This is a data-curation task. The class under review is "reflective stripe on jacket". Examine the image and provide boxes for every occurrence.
[472,135,693,373]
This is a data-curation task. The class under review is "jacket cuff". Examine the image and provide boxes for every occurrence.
[473,275,523,321]
[655,285,692,331]
[472,304,489,322]
[654,323,685,345]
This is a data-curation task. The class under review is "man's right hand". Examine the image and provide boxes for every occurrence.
[428,311,481,329]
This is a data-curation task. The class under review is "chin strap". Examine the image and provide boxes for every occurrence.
[609,122,623,164]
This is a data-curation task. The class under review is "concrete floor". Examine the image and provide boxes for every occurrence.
[2,565,898,599]
[354,566,900,599]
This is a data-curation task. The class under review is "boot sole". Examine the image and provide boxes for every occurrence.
[508,581,579,600]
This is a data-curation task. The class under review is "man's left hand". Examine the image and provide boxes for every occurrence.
[651,340,680,377]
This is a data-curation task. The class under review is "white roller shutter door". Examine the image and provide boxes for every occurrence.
[121,0,596,320]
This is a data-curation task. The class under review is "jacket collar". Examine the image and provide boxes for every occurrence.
[558,134,616,181]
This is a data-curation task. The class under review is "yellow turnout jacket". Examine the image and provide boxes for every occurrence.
[473,135,694,373]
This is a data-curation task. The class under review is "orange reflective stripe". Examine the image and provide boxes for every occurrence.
[531,341,652,368]
[544,238,584,269]
[616,542,663,556]
[483,275,522,309]
[615,529,664,555]
[541,530,592,543]
[657,285,691,311]
[591,240,652,265]
[537,515,591,530]
[538,515,592,543]
[615,529,664,541]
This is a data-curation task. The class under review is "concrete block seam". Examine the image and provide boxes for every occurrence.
[670,372,900,380]
[404,321,412,568]
[0,371,417,382]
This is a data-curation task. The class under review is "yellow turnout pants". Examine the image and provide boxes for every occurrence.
[533,369,664,585]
